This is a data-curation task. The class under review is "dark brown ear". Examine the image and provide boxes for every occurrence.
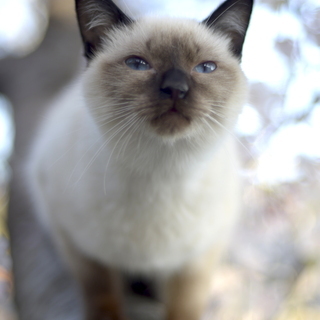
[75,0,132,60]
[203,0,253,59]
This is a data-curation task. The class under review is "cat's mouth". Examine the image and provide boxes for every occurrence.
[168,106,179,113]
[149,104,192,136]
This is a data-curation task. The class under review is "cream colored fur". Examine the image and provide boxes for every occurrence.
[26,17,247,277]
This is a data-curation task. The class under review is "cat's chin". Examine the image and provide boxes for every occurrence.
[150,108,191,137]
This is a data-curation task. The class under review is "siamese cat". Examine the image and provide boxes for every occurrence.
[25,0,253,319]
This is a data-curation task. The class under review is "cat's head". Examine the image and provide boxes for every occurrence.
[76,0,253,145]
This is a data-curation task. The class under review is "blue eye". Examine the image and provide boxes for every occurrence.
[194,61,217,73]
[125,57,151,71]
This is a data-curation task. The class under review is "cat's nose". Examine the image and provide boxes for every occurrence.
[160,68,189,100]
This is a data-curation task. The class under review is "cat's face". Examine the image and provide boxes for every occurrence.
[85,18,245,141]
[77,0,253,144]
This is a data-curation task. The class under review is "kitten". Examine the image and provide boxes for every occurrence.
[25,0,253,319]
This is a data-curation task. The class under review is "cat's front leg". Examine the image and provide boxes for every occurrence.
[61,240,127,320]
[79,261,126,320]
[165,247,221,320]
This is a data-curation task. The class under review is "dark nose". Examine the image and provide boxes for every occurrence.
[160,68,189,100]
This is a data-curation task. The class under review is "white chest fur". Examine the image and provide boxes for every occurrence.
[27,84,241,275]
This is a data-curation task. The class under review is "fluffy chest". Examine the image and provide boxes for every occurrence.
[52,167,232,274]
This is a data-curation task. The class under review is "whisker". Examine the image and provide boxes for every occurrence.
[209,107,227,119]
[95,111,130,126]
[117,116,145,160]
[201,117,219,139]
[205,113,254,159]
[103,114,140,194]
[73,114,136,184]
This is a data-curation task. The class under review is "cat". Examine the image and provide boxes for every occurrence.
[25,0,253,319]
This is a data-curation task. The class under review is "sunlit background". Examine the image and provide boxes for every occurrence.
[0,0,320,319]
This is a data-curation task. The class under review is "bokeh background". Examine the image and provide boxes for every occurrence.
[0,0,320,319]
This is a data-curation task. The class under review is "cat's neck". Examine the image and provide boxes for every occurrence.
[88,120,224,179]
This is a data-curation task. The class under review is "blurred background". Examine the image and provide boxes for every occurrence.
[0,0,319,319]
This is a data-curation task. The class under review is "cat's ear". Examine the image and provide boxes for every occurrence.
[203,0,253,59]
[75,0,132,60]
